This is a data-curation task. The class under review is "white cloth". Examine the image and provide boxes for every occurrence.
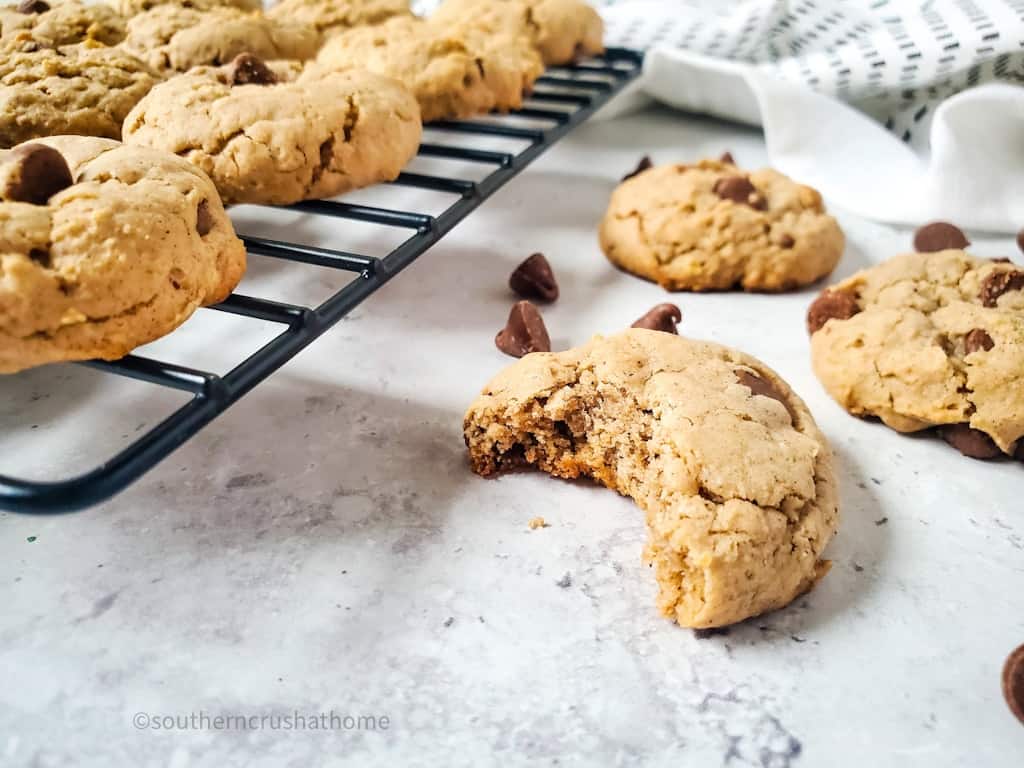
[598,0,1024,233]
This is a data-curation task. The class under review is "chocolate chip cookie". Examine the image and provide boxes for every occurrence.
[431,0,603,65]
[312,15,542,122]
[122,5,319,73]
[0,42,160,148]
[464,328,839,629]
[0,0,126,48]
[0,136,246,373]
[808,245,1024,460]
[106,0,261,16]
[123,54,422,205]
[266,0,409,37]
[599,158,845,292]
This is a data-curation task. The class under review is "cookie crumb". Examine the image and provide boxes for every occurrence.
[528,516,548,529]
[555,572,572,589]
[443,617,454,627]
[874,517,889,526]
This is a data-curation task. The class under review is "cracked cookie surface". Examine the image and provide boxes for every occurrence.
[312,15,542,122]
[0,42,160,148]
[0,0,126,48]
[463,328,839,628]
[432,0,603,65]
[106,0,261,17]
[809,249,1024,458]
[266,0,409,36]
[122,5,319,73]
[122,59,422,205]
[0,136,246,374]
[599,158,845,292]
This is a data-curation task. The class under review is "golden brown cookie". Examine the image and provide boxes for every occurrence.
[808,247,1024,460]
[599,158,845,292]
[0,0,125,48]
[106,0,261,16]
[432,0,603,65]
[312,15,542,122]
[266,0,409,37]
[123,54,422,205]
[464,329,839,629]
[0,42,160,148]
[122,5,320,73]
[0,137,246,374]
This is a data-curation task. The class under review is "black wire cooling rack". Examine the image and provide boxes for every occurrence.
[0,48,643,514]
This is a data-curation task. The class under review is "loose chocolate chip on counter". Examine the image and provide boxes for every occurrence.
[806,289,859,334]
[1,143,73,204]
[735,370,795,422]
[938,423,1002,460]
[980,269,1024,307]
[719,151,735,164]
[964,328,994,354]
[495,301,550,358]
[227,53,278,85]
[913,221,970,253]
[196,199,214,236]
[17,0,50,13]
[631,303,681,334]
[509,252,558,302]
[1003,644,1024,725]
[621,155,652,182]
[713,176,766,210]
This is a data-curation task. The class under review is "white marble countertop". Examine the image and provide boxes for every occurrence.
[1,105,1023,767]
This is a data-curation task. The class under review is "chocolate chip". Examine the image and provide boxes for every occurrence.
[1002,644,1024,725]
[509,252,558,302]
[621,155,652,182]
[227,53,277,86]
[1017,229,1024,255]
[196,199,214,236]
[980,269,1024,307]
[495,301,550,358]
[806,289,859,334]
[1015,440,1024,462]
[913,221,969,253]
[719,151,735,164]
[631,303,681,334]
[938,424,1002,460]
[779,233,795,248]
[2,143,73,204]
[17,0,50,13]
[964,328,994,354]
[735,370,795,422]
[713,176,766,210]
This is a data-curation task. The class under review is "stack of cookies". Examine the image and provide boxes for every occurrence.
[0,0,608,373]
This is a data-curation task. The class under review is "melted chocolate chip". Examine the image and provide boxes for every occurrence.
[227,53,277,85]
[196,199,214,236]
[495,301,550,358]
[621,155,652,182]
[509,252,558,302]
[1002,643,1024,725]
[938,424,1002,459]
[719,151,735,164]
[735,370,795,422]
[17,0,49,13]
[980,269,1024,307]
[631,303,681,334]
[806,289,860,334]
[913,221,970,253]
[2,143,73,204]
[964,328,994,354]
[713,176,765,210]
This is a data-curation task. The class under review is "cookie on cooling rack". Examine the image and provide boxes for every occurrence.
[122,53,422,205]
[266,0,410,37]
[122,5,319,73]
[0,42,159,148]
[311,15,542,122]
[431,0,604,65]
[0,0,126,48]
[808,234,1024,461]
[464,328,838,629]
[106,0,261,16]
[0,137,246,374]
[599,156,845,292]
